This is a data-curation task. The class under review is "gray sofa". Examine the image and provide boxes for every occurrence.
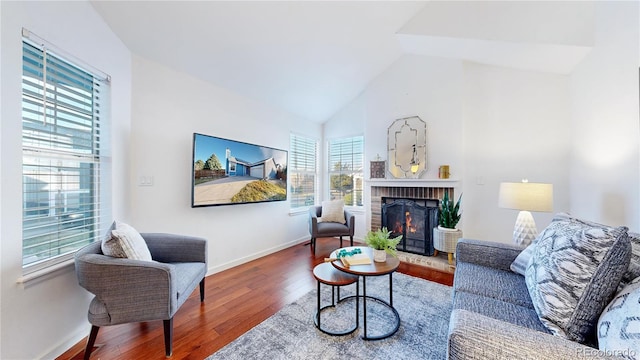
[447,238,616,359]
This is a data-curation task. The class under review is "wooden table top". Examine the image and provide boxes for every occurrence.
[330,246,400,276]
[313,262,359,286]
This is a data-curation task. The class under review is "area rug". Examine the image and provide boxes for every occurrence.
[206,273,452,360]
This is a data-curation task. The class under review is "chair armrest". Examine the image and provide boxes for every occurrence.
[142,233,207,264]
[448,310,615,360]
[75,254,178,322]
[344,209,355,236]
[456,238,523,271]
[309,207,319,236]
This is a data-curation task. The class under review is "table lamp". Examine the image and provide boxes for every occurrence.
[498,180,553,246]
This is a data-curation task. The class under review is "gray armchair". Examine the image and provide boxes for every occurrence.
[74,233,207,359]
[308,205,355,255]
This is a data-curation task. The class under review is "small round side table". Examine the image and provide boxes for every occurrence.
[312,262,359,336]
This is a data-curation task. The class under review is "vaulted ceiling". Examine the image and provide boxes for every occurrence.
[91,1,593,123]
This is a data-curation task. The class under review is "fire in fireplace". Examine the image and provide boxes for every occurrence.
[382,197,439,256]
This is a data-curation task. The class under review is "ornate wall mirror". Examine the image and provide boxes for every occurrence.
[387,116,427,178]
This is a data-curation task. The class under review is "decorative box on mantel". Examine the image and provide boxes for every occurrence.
[370,160,386,179]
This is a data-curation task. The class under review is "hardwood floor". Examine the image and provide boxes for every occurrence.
[57,238,454,360]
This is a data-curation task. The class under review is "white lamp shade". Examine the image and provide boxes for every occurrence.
[498,182,553,212]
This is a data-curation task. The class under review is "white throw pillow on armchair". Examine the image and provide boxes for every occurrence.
[318,200,346,224]
[101,221,153,261]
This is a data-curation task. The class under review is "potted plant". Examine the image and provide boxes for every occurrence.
[364,227,402,262]
[438,191,462,230]
[434,192,463,264]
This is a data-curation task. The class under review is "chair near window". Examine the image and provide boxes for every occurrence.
[308,201,355,255]
[74,232,207,359]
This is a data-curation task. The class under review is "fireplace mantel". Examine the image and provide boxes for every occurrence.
[366,178,459,187]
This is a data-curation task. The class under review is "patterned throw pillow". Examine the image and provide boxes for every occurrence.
[510,243,534,276]
[598,276,640,359]
[618,233,640,292]
[511,213,574,275]
[318,200,346,223]
[525,213,631,344]
[101,221,153,261]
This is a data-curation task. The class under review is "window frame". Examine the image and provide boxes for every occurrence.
[327,135,364,208]
[289,133,318,210]
[20,30,111,276]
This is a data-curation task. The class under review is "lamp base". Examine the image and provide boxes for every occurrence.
[512,211,538,247]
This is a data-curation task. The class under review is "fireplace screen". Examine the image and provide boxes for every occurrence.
[382,197,438,256]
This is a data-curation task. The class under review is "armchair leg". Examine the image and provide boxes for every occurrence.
[350,235,353,247]
[339,236,343,248]
[199,278,205,302]
[84,325,99,360]
[164,318,173,357]
[310,237,316,255]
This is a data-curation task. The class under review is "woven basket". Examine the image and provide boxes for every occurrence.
[433,227,462,253]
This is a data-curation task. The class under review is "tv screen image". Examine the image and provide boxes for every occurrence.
[192,133,288,207]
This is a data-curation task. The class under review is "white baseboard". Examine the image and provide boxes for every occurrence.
[41,325,89,360]
[206,236,309,276]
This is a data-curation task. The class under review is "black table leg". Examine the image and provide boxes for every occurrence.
[363,276,367,339]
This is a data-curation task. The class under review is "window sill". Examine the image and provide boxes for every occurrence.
[345,206,365,214]
[289,207,311,216]
[16,258,75,288]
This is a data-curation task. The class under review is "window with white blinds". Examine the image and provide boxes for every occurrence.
[289,134,317,208]
[328,136,364,207]
[21,37,110,270]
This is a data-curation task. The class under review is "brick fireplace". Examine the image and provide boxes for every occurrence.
[369,179,458,256]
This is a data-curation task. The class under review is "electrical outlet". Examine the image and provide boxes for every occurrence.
[139,176,154,186]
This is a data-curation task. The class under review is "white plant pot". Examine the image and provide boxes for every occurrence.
[437,226,460,232]
[373,249,387,262]
[433,227,463,253]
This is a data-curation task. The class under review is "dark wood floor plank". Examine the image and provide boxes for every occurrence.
[57,238,453,360]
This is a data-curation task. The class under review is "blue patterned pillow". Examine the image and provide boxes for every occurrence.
[598,276,640,359]
[525,213,631,344]
[510,244,534,275]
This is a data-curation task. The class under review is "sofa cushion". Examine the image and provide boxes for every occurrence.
[102,221,153,261]
[318,200,346,223]
[454,261,534,309]
[453,291,550,333]
[525,213,631,344]
[598,276,640,357]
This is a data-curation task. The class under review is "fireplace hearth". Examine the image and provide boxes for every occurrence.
[382,197,439,256]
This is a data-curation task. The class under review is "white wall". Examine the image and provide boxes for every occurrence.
[326,54,571,243]
[325,54,465,236]
[0,2,132,359]
[569,1,640,231]
[130,56,321,274]
[462,63,571,241]
[325,2,640,244]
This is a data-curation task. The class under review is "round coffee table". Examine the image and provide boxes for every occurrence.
[329,246,400,340]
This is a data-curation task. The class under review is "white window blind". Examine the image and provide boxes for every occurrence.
[289,134,317,208]
[21,35,110,271]
[328,136,364,207]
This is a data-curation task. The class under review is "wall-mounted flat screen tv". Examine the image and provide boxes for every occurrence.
[192,133,288,207]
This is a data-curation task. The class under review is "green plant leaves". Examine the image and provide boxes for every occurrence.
[438,192,462,229]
